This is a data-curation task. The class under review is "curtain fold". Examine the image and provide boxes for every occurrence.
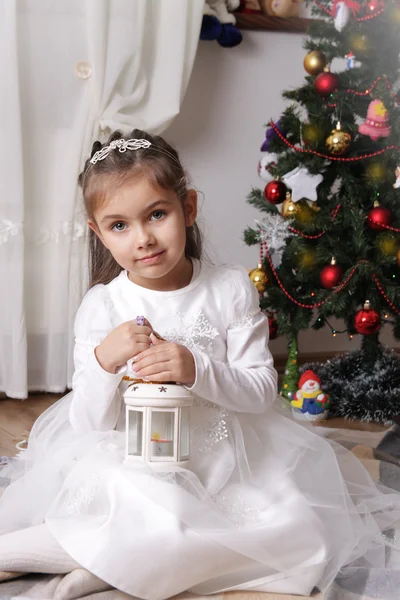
[0,0,204,398]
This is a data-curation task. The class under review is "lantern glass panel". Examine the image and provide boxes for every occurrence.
[127,409,143,457]
[180,407,190,460]
[150,410,175,459]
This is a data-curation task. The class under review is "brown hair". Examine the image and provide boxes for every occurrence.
[79,129,202,287]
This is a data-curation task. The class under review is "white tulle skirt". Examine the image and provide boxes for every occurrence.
[1,393,400,599]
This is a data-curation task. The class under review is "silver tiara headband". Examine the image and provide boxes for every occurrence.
[90,138,152,165]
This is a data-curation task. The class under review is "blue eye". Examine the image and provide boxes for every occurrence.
[151,210,166,221]
[111,222,126,232]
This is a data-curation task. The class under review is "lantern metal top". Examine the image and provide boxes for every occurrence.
[124,382,193,408]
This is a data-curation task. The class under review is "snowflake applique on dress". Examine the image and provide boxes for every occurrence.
[163,311,228,450]
[163,311,219,357]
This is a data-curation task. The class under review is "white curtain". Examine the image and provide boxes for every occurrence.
[0,0,204,398]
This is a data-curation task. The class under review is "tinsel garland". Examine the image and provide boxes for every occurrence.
[301,346,400,424]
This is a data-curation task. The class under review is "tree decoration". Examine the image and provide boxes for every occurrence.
[393,165,400,189]
[258,152,278,183]
[267,313,278,339]
[302,123,323,146]
[256,211,293,267]
[260,119,284,152]
[297,248,317,269]
[345,51,356,69]
[354,300,381,335]
[332,0,352,31]
[367,200,392,230]
[366,161,388,183]
[396,248,400,268]
[264,180,287,204]
[280,336,300,401]
[377,233,398,256]
[282,166,323,202]
[350,33,370,57]
[303,50,326,75]
[314,68,340,97]
[320,257,343,289]
[295,200,320,225]
[326,122,351,155]
[359,100,391,140]
[248,264,269,294]
[281,194,299,218]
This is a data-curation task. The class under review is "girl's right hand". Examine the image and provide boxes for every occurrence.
[95,319,153,374]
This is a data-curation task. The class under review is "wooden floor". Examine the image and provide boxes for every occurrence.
[0,393,62,457]
[0,392,389,459]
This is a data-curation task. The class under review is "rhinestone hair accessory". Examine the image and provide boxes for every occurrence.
[90,138,151,165]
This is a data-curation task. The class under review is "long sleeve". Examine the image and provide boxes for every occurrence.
[69,285,125,434]
[187,267,278,414]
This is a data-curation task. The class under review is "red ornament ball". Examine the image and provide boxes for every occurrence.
[368,205,392,231]
[264,180,287,205]
[267,314,278,340]
[320,263,343,289]
[354,306,381,335]
[314,71,339,97]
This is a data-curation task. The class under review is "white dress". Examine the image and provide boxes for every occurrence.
[1,259,400,600]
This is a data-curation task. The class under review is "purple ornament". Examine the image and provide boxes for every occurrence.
[261,119,283,152]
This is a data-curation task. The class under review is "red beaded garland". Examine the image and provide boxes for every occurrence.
[258,243,400,317]
[269,121,400,161]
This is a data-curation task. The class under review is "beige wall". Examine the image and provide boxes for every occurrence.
[166,31,399,358]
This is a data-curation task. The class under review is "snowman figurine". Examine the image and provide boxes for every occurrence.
[291,370,330,422]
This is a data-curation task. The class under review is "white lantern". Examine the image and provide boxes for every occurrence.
[124,382,193,469]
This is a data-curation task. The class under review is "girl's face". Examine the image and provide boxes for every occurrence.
[88,174,197,291]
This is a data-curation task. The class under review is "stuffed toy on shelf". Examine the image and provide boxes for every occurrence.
[201,0,243,47]
[259,0,303,17]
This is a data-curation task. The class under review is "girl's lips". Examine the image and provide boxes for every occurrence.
[139,250,165,264]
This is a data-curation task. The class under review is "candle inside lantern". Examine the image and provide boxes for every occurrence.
[151,433,174,457]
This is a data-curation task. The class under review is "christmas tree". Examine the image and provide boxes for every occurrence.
[244,0,400,423]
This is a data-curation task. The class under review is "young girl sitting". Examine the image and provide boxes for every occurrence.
[1,130,400,600]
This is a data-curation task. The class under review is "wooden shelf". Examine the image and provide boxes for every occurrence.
[235,12,315,32]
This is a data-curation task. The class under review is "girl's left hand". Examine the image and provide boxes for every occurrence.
[133,333,196,386]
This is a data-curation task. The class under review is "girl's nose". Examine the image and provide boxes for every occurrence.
[136,225,155,249]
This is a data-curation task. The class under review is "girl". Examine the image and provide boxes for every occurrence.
[1,129,400,600]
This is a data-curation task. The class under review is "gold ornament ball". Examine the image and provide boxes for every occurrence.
[295,200,319,225]
[298,249,316,269]
[249,264,268,294]
[303,50,326,76]
[281,197,298,218]
[389,4,400,23]
[302,123,322,146]
[326,123,351,155]
[350,33,370,56]
[378,234,398,256]
[366,161,388,183]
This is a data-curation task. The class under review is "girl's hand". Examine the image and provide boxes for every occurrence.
[95,318,153,374]
[133,334,196,386]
